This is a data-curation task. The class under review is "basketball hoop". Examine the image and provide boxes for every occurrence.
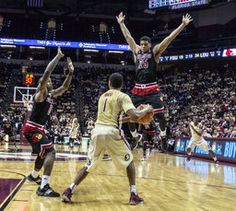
[13,86,36,104]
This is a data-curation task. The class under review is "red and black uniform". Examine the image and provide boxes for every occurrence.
[141,124,157,149]
[22,93,54,158]
[131,49,164,114]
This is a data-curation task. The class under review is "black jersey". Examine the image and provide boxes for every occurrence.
[135,49,157,84]
[29,93,54,125]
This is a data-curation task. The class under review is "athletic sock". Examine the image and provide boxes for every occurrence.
[31,170,39,178]
[70,183,76,192]
[130,185,137,194]
[40,175,50,189]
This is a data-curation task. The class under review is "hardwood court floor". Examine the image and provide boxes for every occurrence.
[0,146,236,211]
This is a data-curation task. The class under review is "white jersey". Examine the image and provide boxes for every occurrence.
[190,121,202,141]
[69,125,79,139]
[188,121,210,151]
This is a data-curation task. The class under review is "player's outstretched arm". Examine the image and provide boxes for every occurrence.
[153,13,193,57]
[117,12,139,54]
[38,47,64,91]
[52,57,74,97]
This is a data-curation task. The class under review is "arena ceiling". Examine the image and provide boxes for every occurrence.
[0,0,150,19]
[0,0,231,20]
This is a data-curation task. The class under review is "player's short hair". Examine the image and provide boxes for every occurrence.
[140,36,151,43]
[109,73,123,89]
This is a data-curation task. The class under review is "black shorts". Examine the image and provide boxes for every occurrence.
[143,133,154,142]
[130,92,164,114]
[24,130,54,158]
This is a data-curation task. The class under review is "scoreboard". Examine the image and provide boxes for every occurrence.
[149,0,210,10]
[23,73,35,86]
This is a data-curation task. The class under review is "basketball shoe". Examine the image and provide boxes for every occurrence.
[27,174,41,185]
[129,192,144,205]
[61,187,72,202]
[36,184,60,197]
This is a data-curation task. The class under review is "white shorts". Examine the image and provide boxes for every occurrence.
[85,124,133,172]
[187,137,210,151]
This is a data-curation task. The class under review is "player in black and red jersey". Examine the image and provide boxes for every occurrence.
[139,122,158,161]
[117,12,193,150]
[22,47,74,197]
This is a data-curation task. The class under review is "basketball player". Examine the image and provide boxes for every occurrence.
[86,117,95,136]
[69,118,79,148]
[22,47,74,197]
[2,120,17,149]
[117,12,193,150]
[140,122,157,161]
[187,118,218,164]
[62,73,153,205]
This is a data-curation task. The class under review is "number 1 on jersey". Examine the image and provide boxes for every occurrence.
[103,98,108,112]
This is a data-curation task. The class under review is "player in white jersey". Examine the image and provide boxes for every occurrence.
[69,118,79,148]
[62,73,153,205]
[187,118,218,164]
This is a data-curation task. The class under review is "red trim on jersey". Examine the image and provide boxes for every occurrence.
[153,107,164,114]
[22,120,46,134]
[39,142,53,158]
[131,82,160,96]
[143,130,156,135]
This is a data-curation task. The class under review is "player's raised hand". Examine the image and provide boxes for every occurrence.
[67,57,74,73]
[116,12,126,24]
[182,13,193,26]
[57,47,64,58]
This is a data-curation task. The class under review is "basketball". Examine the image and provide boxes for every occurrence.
[137,104,154,124]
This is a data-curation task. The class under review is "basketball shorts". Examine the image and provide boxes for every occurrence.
[131,92,164,114]
[187,137,210,151]
[143,133,155,144]
[85,124,133,172]
[23,122,54,158]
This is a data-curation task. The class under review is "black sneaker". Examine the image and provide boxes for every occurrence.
[27,174,42,185]
[36,184,60,197]
[131,134,142,150]
[61,187,72,203]
[129,192,144,205]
